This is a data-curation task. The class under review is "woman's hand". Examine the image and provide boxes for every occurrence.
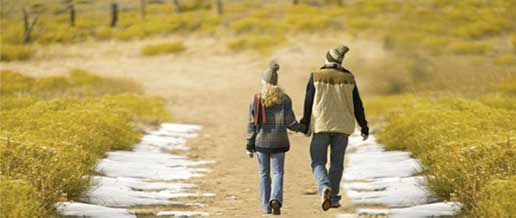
[246,150,255,158]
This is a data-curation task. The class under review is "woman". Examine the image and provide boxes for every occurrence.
[246,62,306,215]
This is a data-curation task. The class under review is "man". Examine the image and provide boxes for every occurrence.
[300,45,369,211]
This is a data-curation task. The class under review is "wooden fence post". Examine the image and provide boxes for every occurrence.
[69,4,76,26]
[111,3,118,27]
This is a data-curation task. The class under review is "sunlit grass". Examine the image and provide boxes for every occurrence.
[0,69,170,217]
[494,55,516,66]
[141,42,186,56]
[1,0,514,63]
[373,95,516,216]
[451,41,490,55]
[0,44,34,61]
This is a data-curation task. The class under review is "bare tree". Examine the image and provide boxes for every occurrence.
[22,8,39,43]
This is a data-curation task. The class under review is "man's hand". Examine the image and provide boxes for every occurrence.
[246,150,254,158]
[304,129,312,137]
[361,133,369,141]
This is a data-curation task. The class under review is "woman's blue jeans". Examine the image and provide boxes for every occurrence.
[257,152,285,213]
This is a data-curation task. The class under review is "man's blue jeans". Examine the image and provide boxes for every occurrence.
[257,152,285,213]
[310,132,348,204]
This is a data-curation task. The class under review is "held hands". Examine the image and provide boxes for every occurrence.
[304,129,312,137]
[246,150,255,158]
[361,133,369,141]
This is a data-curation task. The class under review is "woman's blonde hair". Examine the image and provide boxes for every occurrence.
[261,81,284,107]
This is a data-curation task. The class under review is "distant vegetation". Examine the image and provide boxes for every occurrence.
[0,69,171,217]
[141,41,186,56]
[1,1,514,55]
[1,0,514,96]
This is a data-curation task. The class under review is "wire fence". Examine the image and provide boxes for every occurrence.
[1,0,227,19]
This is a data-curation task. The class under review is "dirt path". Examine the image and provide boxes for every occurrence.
[1,34,385,217]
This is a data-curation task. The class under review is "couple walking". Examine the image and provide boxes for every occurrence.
[246,45,369,215]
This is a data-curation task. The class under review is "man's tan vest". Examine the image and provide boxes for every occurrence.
[310,68,356,135]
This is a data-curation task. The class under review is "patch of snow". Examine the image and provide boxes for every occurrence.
[58,123,213,217]
[84,176,213,207]
[356,202,462,218]
[339,132,461,217]
[345,176,435,207]
[156,211,209,217]
[335,214,356,218]
[96,158,209,180]
[56,202,135,218]
[344,135,422,181]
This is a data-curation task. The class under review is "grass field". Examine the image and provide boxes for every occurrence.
[364,78,516,217]
[0,69,171,217]
[2,0,515,96]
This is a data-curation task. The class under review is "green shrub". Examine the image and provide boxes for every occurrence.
[0,21,24,44]
[0,44,34,62]
[473,177,516,217]
[69,68,102,85]
[0,70,171,216]
[377,97,516,214]
[145,4,174,14]
[95,27,113,40]
[0,178,44,218]
[494,55,516,66]
[32,76,72,94]
[1,69,142,98]
[495,77,516,95]
[178,0,210,11]
[1,97,139,151]
[115,25,147,41]
[90,94,172,125]
[451,19,512,39]
[0,70,34,95]
[0,141,96,213]
[479,96,516,110]
[363,95,418,119]
[285,5,332,31]
[451,41,490,55]
[512,33,516,52]
[141,42,186,56]
[0,96,39,111]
